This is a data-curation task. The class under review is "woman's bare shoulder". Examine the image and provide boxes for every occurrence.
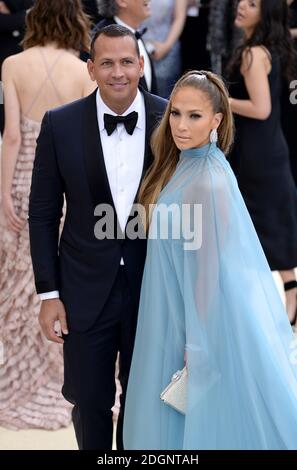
[242,46,271,63]
[241,46,271,74]
[2,51,26,70]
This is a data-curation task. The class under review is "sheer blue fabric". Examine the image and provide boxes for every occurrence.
[123,142,297,450]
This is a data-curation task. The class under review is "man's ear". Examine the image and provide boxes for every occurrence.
[139,55,145,77]
[116,0,127,8]
[87,59,96,81]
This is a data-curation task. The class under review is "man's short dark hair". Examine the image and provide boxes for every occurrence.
[90,24,140,61]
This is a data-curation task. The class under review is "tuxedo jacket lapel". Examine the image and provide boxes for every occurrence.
[143,98,154,179]
[129,87,164,225]
[124,89,161,235]
[83,90,123,238]
[83,89,114,210]
[140,87,163,184]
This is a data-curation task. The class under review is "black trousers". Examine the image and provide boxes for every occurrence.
[62,266,138,450]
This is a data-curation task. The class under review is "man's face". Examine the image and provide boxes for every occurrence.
[117,0,151,24]
[87,35,144,113]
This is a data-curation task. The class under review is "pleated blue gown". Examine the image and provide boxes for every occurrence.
[123,142,297,450]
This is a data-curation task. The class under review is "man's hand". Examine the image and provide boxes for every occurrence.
[0,2,10,14]
[39,298,69,344]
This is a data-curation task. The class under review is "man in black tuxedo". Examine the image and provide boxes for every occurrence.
[29,24,166,450]
[94,0,158,95]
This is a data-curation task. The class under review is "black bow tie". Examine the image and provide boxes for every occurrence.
[104,111,138,136]
[135,27,147,40]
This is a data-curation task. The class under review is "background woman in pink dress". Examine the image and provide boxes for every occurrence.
[0,0,96,430]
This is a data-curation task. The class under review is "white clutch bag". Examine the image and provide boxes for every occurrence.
[160,367,188,415]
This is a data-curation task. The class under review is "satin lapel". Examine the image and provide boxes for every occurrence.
[141,88,162,184]
[126,89,163,224]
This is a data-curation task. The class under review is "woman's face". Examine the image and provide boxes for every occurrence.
[169,86,222,151]
[235,0,261,34]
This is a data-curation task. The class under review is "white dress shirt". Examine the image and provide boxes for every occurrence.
[39,89,146,301]
[114,16,152,92]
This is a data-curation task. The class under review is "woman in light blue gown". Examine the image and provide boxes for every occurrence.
[123,70,297,450]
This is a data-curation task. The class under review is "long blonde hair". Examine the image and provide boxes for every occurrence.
[138,70,234,230]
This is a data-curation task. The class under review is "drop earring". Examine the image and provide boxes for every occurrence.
[210,129,218,143]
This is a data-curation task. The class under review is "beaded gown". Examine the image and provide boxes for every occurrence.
[0,51,72,430]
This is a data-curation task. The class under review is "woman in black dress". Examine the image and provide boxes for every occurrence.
[282,0,297,184]
[228,0,297,326]
[181,0,211,73]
